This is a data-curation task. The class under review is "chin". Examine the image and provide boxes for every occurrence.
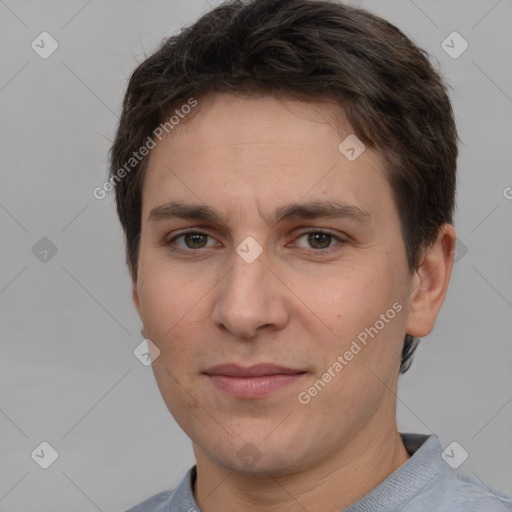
[199,432,313,477]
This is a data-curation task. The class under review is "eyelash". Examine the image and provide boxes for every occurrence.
[164,229,346,256]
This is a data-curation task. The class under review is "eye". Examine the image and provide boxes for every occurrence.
[164,229,345,255]
[166,231,220,251]
[293,230,344,252]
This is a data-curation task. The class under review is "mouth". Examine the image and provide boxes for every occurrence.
[203,363,306,399]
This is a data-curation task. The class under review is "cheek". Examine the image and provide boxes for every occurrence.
[137,259,206,337]
[288,261,406,381]
[137,270,217,386]
[289,263,389,337]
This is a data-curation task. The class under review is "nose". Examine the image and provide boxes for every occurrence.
[211,248,289,339]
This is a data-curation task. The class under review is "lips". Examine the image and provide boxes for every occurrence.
[204,363,305,377]
[204,363,306,398]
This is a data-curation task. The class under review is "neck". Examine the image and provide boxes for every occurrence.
[192,422,410,512]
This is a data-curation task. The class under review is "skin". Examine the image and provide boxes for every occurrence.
[132,93,456,512]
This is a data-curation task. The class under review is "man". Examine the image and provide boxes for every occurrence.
[110,0,512,510]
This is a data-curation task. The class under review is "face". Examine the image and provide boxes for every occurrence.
[133,93,418,475]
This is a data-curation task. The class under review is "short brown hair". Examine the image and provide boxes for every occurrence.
[109,0,458,373]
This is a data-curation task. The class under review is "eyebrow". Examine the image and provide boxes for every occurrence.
[147,199,371,225]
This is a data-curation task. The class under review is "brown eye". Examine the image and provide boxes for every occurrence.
[183,233,208,249]
[291,230,346,255]
[294,230,339,250]
[307,232,332,249]
[166,231,219,252]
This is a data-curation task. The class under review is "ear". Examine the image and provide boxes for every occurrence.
[405,224,456,338]
[132,280,149,338]
[132,280,142,317]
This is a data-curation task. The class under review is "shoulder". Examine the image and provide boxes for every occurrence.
[414,469,512,511]
[123,465,197,512]
[123,490,174,512]
[398,434,512,511]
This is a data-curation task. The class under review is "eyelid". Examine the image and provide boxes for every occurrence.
[293,227,343,238]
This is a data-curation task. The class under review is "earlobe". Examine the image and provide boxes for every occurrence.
[132,282,147,338]
[405,224,456,338]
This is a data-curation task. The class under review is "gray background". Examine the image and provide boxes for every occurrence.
[0,0,511,510]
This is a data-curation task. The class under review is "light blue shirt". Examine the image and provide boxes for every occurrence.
[125,433,512,511]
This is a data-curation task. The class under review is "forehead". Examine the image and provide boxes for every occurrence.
[157,93,349,158]
[142,93,395,225]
